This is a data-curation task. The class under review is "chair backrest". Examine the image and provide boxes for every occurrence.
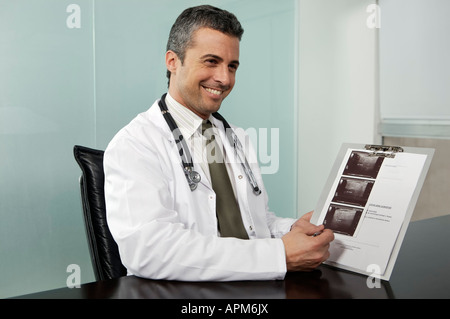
[73,145,127,281]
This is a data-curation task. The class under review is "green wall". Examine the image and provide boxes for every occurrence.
[0,0,297,297]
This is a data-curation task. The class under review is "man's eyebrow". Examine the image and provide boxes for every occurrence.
[200,54,240,66]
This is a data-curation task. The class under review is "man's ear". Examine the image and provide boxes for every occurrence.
[165,50,179,75]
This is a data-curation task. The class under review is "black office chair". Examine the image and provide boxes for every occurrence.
[73,145,127,281]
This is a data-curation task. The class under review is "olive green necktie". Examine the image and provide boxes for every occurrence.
[202,120,249,239]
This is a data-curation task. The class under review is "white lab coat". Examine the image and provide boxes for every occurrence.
[104,98,296,281]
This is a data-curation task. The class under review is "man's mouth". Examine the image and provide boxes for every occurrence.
[203,86,223,96]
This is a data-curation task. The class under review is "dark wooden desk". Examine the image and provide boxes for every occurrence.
[15,215,450,299]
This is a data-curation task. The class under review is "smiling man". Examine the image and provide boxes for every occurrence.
[104,5,333,282]
[166,27,240,119]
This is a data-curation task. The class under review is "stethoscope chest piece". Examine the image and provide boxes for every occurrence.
[184,167,201,191]
[189,169,201,184]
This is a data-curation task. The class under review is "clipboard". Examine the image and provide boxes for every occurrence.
[311,143,434,281]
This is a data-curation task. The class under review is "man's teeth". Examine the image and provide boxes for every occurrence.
[205,87,222,95]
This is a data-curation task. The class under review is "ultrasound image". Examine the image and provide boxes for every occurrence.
[323,204,363,236]
[332,177,374,207]
[343,151,384,179]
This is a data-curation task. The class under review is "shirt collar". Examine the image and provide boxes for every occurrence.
[165,93,204,140]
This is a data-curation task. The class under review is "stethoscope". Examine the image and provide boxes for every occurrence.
[158,93,261,196]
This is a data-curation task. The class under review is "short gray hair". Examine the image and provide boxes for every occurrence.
[166,5,244,85]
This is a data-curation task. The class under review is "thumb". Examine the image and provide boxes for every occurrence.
[307,223,324,236]
[291,219,324,236]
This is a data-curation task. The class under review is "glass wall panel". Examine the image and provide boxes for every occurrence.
[0,0,297,297]
[0,0,96,297]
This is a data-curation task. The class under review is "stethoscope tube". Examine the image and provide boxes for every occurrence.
[158,94,261,196]
[159,94,200,191]
[211,112,261,196]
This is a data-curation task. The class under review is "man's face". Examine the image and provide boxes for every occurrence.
[166,27,240,119]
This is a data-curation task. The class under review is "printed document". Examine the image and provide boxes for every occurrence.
[312,144,433,280]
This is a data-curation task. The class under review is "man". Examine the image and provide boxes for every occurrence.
[104,5,334,281]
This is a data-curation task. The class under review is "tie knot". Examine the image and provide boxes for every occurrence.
[201,120,213,136]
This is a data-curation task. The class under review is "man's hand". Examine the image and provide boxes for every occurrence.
[281,211,334,272]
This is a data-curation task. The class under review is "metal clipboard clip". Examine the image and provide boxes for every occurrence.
[365,144,404,158]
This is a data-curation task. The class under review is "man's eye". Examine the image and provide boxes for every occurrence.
[206,59,218,65]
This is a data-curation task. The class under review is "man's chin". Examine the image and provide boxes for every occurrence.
[201,100,223,114]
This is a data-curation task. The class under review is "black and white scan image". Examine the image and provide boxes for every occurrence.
[332,177,374,207]
[323,204,363,236]
[343,151,384,179]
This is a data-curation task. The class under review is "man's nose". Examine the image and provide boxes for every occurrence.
[213,65,233,87]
